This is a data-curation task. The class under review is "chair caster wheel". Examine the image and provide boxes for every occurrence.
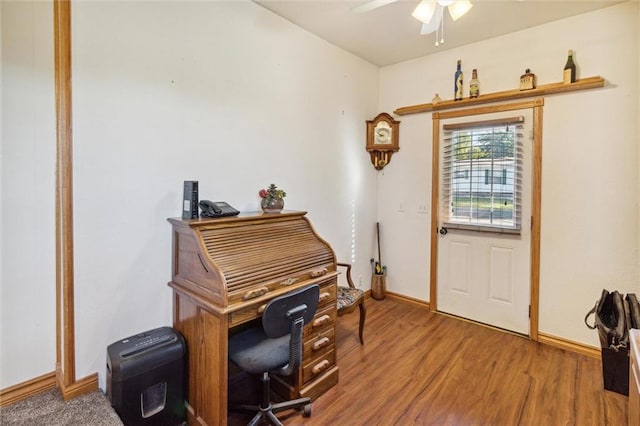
[302,403,312,417]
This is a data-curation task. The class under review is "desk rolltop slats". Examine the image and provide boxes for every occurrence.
[202,220,334,298]
[168,211,336,310]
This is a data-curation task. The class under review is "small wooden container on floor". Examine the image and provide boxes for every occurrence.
[371,273,386,300]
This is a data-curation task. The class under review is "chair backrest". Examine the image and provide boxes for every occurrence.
[263,285,319,376]
[263,284,319,338]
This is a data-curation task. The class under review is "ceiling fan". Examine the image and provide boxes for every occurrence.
[413,1,473,34]
[352,0,473,46]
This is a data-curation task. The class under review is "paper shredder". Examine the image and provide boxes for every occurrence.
[107,326,186,425]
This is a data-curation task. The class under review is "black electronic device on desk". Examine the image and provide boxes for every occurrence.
[182,181,199,220]
[199,200,240,218]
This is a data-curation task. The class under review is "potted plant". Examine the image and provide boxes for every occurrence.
[259,184,286,213]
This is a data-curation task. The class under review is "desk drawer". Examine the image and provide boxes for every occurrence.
[304,304,336,337]
[302,347,336,384]
[317,279,336,308]
[228,303,263,327]
[229,280,336,328]
[226,267,337,306]
[303,328,334,360]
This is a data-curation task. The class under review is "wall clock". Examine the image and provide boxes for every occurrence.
[366,112,400,170]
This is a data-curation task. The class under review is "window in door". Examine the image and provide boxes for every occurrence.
[441,116,524,233]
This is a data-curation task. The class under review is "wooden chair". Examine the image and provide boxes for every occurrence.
[336,262,366,344]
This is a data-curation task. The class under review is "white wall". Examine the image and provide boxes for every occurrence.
[0,1,379,391]
[70,1,378,389]
[1,0,57,387]
[379,1,640,347]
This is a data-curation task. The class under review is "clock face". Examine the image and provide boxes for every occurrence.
[374,122,392,144]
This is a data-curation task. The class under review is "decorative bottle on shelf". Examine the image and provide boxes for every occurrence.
[519,68,536,91]
[563,50,576,84]
[454,60,464,101]
[469,68,480,98]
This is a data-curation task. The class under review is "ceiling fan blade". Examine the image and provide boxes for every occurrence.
[412,0,436,24]
[419,5,442,35]
[350,0,398,14]
[448,0,473,21]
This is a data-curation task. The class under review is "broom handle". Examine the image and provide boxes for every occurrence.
[376,222,382,266]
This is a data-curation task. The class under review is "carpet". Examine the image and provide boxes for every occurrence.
[0,388,123,426]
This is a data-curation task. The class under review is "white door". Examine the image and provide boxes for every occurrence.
[436,108,533,335]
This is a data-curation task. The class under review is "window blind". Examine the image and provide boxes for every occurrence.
[441,116,524,234]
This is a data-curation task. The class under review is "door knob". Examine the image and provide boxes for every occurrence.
[439,227,448,235]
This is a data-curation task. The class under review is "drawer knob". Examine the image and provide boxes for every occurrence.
[257,304,267,314]
[312,360,330,375]
[312,315,331,328]
[319,292,331,302]
[310,268,327,278]
[242,287,268,300]
[312,337,330,351]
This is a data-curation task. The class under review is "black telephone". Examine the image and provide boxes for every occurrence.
[199,200,240,218]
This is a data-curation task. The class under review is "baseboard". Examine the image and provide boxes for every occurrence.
[364,289,431,309]
[385,291,430,309]
[0,371,57,407]
[0,367,100,407]
[537,332,601,359]
[56,365,99,401]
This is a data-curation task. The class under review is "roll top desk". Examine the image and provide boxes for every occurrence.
[168,211,339,425]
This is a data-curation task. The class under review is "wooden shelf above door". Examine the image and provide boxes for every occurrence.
[393,76,605,116]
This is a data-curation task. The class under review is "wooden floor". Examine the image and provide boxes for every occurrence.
[229,297,628,425]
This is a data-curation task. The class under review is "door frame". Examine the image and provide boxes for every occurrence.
[429,99,544,340]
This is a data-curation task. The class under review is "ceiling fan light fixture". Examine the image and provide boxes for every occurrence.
[448,0,473,21]
[437,0,454,6]
[412,0,437,24]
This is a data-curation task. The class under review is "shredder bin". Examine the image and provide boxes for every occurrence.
[107,326,186,425]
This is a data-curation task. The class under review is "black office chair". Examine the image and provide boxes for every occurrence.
[228,284,319,426]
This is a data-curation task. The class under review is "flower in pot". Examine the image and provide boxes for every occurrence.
[259,184,286,213]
